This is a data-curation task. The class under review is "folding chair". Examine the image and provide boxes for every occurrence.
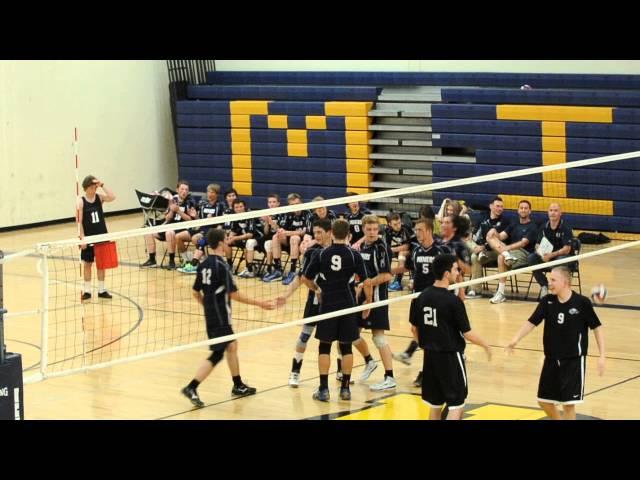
[135,189,169,227]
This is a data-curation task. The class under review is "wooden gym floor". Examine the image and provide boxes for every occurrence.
[2,213,639,420]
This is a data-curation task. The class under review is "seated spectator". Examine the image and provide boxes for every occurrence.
[141,179,197,270]
[300,196,338,254]
[485,199,539,303]
[224,199,265,278]
[178,183,225,274]
[467,196,511,298]
[527,203,574,298]
[272,193,310,286]
[385,212,415,291]
[261,194,288,282]
[343,192,371,250]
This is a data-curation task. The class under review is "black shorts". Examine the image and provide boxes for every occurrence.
[303,300,320,325]
[537,356,586,405]
[81,245,95,263]
[422,350,468,410]
[315,310,359,344]
[206,324,234,353]
[358,304,389,330]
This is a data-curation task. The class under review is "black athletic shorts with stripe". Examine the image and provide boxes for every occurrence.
[537,356,586,405]
[422,350,468,410]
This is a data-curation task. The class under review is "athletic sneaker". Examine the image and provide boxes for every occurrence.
[237,269,256,279]
[312,388,330,402]
[165,261,177,271]
[335,371,355,384]
[502,251,516,267]
[181,386,204,408]
[288,371,300,388]
[262,270,283,282]
[388,280,402,292]
[282,272,296,286]
[370,376,397,392]
[392,352,412,366]
[140,258,157,268]
[98,291,112,299]
[339,387,352,401]
[478,250,488,262]
[466,289,478,298]
[490,291,507,304]
[231,383,257,396]
[81,292,91,301]
[359,360,378,382]
[413,371,423,388]
[178,263,198,274]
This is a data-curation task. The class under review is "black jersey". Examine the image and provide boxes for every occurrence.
[197,200,225,233]
[405,242,448,292]
[281,211,310,233]
[439,235,471,266]
[410,286,471,353]
[385,225,415,250]
[537,219,574,253]
[262,212,287,240]
[229,216,264,240]
[345,209,371,245]
[304,243,368,312]
[359,238,392,303]
[82,196,108,237]
[300,244,323,316]
[504,220,539,253]
[473,214,511,248]
[528,292,602,359]
[193,255,238,328]
[198,199,225,220]
[306,210,338,235]
[169,194,197,224]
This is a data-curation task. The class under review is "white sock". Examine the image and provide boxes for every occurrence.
[98,281,106,293]
[498,282,505,294]
[294,352,304,362]
[84,281,91,292]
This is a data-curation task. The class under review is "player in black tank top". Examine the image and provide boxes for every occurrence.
[77,175,116,301]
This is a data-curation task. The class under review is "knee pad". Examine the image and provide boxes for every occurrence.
[196,237,207,251]
[264,240,272,252]
[208,350,224,366]
[319,342,332,355]
[372,334,387,349]
[339,342,352,356]
[296,324,314,350]
[246,239,257,251]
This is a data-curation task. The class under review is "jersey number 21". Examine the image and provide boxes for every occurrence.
[423,306,438,327]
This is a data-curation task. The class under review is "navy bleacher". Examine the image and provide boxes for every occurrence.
[172,70,640,235]
[205,71,640,89]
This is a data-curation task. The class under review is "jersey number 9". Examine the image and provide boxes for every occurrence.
[331,255,342,271]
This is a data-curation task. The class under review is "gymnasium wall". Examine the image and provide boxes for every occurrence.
[0,60,177,229]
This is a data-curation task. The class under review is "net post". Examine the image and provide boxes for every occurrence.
[37,244,50,378]
[0,250,6,365]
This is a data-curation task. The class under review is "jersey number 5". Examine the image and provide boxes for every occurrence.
[331,255,342,271]
[423,306,438,327]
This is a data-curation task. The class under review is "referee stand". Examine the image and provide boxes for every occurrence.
[0,250,25,420]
